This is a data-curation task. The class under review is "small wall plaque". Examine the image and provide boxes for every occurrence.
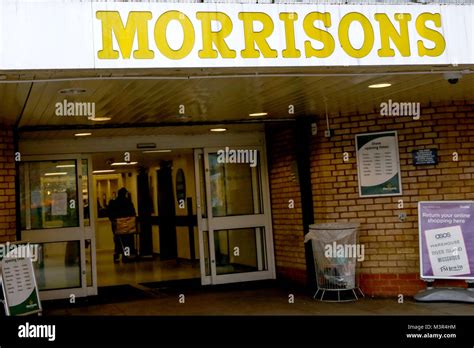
[412,149,438,166]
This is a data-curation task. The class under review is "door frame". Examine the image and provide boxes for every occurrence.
[20,154,97,300]
[194,145,276,285]
[19,128,272,290]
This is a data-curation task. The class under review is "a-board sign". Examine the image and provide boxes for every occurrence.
[356,131,402,197]
[1,257,42,316]
[418,201,474,280]
[412,148,438,166]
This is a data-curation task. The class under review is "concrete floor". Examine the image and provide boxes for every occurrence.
[96,250,201,286]
[43,284,474,316]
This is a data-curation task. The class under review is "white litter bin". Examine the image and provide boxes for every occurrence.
[305,222,364,302]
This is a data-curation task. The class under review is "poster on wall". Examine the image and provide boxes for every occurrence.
[355,131,402,197]
[418,201,474,280]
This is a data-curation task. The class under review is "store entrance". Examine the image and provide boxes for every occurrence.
[19,155,96,300]
[18,129,276,300]
[195,147,275,285]
[92,149,200,287]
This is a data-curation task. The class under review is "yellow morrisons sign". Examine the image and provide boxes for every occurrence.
[2,2,470,69]
[96,9,446,61]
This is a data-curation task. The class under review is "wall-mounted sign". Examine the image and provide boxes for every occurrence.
[356,131,402,197]
[0,3,473,70]
[418,201,474,280]
[412,148,438,166]
[1,257,42,316]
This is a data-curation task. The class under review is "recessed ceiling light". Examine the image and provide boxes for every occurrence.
[44,172,68,176]
[56,164,76,168]
[249,112,268,117]
[143,150,172,154]
[93,170,116,174]
[58,88,87,95]
[74,133,92,137]
[89,117,111,122]
[210,128,227,132]
[174,114,191,120]
[110,162,138,166]
[368,83,392,89]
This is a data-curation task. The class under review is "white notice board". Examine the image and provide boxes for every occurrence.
[356,131,402,197]
[1,257,42,316]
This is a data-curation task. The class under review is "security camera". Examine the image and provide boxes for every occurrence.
[444,72,462,85]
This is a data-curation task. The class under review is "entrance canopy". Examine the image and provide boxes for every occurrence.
[3,66,473,134]
[0,1,471,131]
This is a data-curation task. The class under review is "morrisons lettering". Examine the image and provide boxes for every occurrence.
[96,10,446,61]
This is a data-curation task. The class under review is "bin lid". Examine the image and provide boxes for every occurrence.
[305,222,360,243]
[308,222,360,230]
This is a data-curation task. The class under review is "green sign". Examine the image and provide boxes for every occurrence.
[356,131,402,197]
[1,257,42,316]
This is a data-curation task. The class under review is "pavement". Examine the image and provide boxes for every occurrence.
[41,281,474,316]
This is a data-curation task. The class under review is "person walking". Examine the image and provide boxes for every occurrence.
[108,187,137,263]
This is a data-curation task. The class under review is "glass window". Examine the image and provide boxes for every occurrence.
[33,241,81,290]
[95,177,119,218]
[203,231,211,276]
[82,160,90,227]
[85,239,92,287]
[214,228,267,275]
[198,153,207,218]
[208,151,263,217]
[20,160,79,230]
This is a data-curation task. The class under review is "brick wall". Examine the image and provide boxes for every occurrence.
[267,101,474,297]
[0,128,17,243]
[310,101,474,296]
[267,124,307,285]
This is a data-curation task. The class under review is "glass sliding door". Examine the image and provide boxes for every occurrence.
[195,147,275,285]
[19,155,97,300]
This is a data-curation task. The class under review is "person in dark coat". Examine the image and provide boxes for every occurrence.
[108,187,136,262]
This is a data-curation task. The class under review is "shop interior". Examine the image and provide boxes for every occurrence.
[19,138,268,292]
[91,149,201,287]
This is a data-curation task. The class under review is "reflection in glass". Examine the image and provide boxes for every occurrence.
[33,241,81,290]
[198,154,207,218]
[214,228,267,275]
[203,231,211,276]
[20,160,79,230]
[82,159,90,227]
[85,239,92,287]
[95,177,119,218]
[208,152,263,217]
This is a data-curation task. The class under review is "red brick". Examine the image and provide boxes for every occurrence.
[268,104,474,294]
